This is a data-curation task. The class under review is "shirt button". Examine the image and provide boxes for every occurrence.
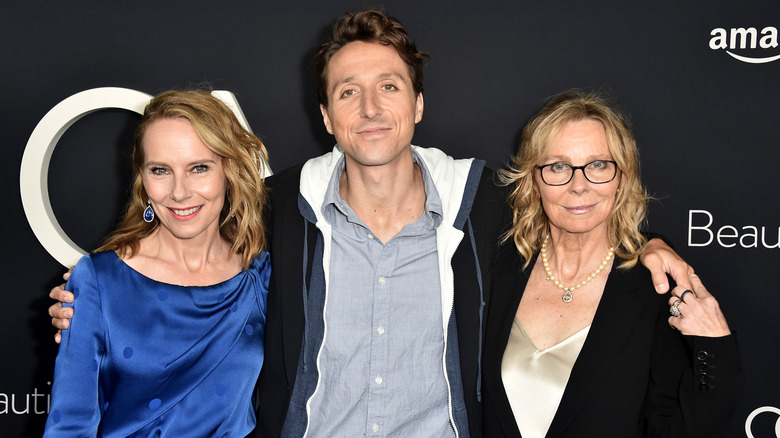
[367,234,374,240]
[377,326,385,335]
[697,351,709,361]
[375,376,383,385]
[378,277,386,285]
[372,424,379,432]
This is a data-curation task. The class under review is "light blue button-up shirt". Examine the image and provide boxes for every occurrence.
[306,151,456,437]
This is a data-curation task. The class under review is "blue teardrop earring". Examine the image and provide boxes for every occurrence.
[143,200,155,223]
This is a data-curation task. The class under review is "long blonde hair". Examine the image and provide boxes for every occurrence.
[498,89,648,269]
[96,90,269,270]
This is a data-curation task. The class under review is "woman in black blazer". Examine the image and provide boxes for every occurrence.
[483,89,742,437]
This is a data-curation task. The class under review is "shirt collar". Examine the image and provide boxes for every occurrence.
[322,149,443,230]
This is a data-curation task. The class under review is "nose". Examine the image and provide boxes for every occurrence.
[569,167,589,193]
[360,89,381,119]
[170,174,191,202]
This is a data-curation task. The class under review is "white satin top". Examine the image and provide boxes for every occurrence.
[501,318,590,438]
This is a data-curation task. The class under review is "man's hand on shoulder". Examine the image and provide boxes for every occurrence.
[48,270,75,343]
[640,238,694,294]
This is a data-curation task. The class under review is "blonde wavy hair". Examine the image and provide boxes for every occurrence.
[95,90,269,270]
[498,89,648,269]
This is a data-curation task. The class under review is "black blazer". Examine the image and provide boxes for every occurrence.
[482,244,742,437]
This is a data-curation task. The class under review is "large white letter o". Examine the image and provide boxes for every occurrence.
[20,87,152,267]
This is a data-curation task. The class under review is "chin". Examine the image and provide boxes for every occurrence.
[552,220,610,236]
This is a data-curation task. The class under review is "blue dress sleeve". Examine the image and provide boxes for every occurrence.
[44,255,107,436]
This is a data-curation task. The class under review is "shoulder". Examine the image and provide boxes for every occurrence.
[264,164,305,227]
[493,240,525,269]
[611,263,663,299]
[413,146,479,185]
[602,263,670,324]
[70,251,119,280]
[607,261,652,287]
[467,168,512,243]
[248,251,271,276]
[489,242,531,292]
[474,168,511,207]
[265,164,305,192]
[246,251,272,308]
[66,252,121,309]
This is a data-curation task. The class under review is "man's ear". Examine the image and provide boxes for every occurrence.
[320,104,333,134]
[415,93,424,124]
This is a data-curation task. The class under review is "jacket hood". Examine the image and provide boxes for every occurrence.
[298,145,478,228]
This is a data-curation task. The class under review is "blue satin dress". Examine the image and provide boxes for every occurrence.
[44,250,270,437]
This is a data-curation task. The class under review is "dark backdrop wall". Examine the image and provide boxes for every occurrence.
[3,1,778,436]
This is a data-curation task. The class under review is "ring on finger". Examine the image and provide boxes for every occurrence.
[680,289,694,303]
[669,299,682,317]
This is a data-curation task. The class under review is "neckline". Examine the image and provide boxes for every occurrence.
[106,251,247,288]
[513,317,591,354]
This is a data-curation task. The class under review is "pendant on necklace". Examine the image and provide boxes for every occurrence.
[541,235,615,304]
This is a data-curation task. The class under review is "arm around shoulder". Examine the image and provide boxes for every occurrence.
[43,255,106,436]
[644,291,743,438]
[675,333,743,438]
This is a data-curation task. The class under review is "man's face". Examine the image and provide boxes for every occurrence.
[320,41,423,169]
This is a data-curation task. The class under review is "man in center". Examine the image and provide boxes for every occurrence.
[256,9,689,437]
[258,11,504,436]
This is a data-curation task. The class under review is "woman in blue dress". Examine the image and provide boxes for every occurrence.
[43,90,271,437]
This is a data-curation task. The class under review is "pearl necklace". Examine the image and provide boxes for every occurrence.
[541,235,614,303]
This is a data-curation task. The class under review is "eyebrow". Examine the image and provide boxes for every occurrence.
[144,158,219,167]
[542,155,613,163]
[330,72,404,93]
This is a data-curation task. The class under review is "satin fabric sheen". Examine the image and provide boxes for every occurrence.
[501,318,589,438]
[44,250,270,437]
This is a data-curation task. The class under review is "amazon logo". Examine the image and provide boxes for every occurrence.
[709,26,780,63]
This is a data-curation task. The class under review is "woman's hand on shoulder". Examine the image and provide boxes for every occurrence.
[667,273,731,337]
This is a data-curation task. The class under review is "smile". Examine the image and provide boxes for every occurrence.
[358,127,390,134]
[565,204,595,214]
[170,206,202,217]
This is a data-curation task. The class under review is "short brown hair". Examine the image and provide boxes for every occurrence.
[96,90,269,270]
[315,8,429,107]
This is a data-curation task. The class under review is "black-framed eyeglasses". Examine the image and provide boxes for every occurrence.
[537,160,618,186]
